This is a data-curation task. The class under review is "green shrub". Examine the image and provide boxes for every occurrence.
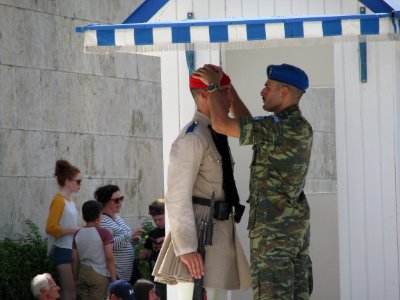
[0,220,57,299]
[133,218,156,280]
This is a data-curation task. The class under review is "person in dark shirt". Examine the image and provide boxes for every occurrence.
[139,199,166,300]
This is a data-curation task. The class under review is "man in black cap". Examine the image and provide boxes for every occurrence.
[107,279,136,300]
[193,63,313,300]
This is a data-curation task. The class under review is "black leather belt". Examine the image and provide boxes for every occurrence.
[192,196,212,206]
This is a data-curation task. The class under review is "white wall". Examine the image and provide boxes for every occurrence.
[335,40,400,300]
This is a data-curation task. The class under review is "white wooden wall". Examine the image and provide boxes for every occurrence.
[335,40,400,300]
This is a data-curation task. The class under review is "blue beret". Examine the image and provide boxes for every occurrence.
[266,64,309,92]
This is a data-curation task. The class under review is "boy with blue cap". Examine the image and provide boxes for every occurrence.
[193,63,313,300]
[107,279,136,300]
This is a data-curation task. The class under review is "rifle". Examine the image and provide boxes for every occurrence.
[192,192,215,300]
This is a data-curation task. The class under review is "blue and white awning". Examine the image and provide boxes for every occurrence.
[76,13,400,53]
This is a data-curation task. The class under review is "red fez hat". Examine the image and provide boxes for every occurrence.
[189,72,231,89]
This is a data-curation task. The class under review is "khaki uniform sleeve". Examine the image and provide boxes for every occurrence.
[166,133,204,256]
[46,195,65,237]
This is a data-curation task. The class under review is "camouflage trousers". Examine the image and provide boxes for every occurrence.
[250,224,312,300]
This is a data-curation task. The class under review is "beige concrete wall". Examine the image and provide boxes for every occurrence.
[0,0,164,237]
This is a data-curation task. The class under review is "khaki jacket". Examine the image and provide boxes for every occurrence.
[153,111,251,290]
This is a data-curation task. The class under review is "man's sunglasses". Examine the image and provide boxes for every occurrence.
[111,196,124,204]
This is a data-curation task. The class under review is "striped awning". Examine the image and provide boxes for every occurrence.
[76,12,400,53]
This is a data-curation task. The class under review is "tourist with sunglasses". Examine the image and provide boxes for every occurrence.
[46,159,81,300]
[94,184,143,281]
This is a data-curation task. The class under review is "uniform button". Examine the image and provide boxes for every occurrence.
[217,159,221,163]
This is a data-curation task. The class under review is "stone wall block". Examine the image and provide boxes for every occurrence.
[23,11,58,69]
[308,131,336,180]
[97,77,130,135]
[54,17,73,73]
[70,74,101,133]
[0,130,26,176]
[118,179,139,218]
[102,136,131,179]
[27,0,59,15]
[72,0,140,24]
[59,0,74,18]
[0,65,17,129]
[125,138,139,180]
[114,53,138,80]
[0,177,19,239]
[0,1,28,8]
[129,80,162,138]
[54,133,84,174]
[80,134,105,178]
[15,67,42,130]
[41,71,72,132]
[18,177,58,236]
[73,0,101,23]
[134,138,164,215]
[301,88,335,133]
[0,0,59,15]
[137,54,161,83]
[0,6,27,66]
[24,131,57,177]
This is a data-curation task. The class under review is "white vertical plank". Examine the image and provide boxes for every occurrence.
[275,0,292,15]
[379,41,400,300]
[192,0,212,70]
[176,0,193,19]
[210,0,226,19]
[324,0,342,14]
[209,0,225,65]
[341,0,357,14]
[307,0,324,14]
[159,1,178,182]
[161,52,180,169]
[151,0,178,21]
[334,42,351,300]
[226,0,242,17]
[361,41,385,300]
[342,42,368,300]
[177,50,196,127]
[292,0,308,15]
[242,0,258,17]
[193,0,209,19]
[192,0,212,107]
[259,0,275,16]
[396,44,400,300]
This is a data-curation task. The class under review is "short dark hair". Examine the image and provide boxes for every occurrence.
[149,198,165,216]
[94,185,120,205]
[133,279,155,300]
[82,200,102,222]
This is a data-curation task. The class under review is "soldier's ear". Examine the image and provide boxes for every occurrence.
[280,85,290,99]
[199,89,209,101]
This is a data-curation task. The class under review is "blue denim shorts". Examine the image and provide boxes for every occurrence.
[51,246,72,265]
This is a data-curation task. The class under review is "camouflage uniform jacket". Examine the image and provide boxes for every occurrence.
[239,105,313,238]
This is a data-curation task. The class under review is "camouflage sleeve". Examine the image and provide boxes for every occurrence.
[239,115,279,146]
